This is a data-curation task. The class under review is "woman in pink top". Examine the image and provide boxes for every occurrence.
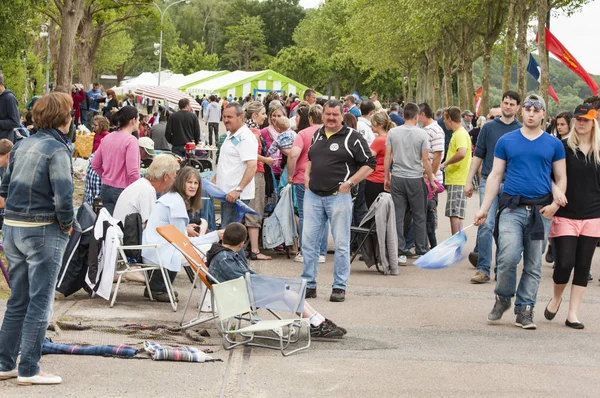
[260,106,287,176]
[287,105,327,263]
[91,106,141,214]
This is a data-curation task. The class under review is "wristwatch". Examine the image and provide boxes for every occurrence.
[234,186,243,193]
[345,181,356,188]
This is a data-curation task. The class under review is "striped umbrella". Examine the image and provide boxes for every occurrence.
[135,85,201,111]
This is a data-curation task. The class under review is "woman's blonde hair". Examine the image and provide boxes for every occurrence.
[567,118,600,166]
[244,101,265,120]
[371,111,395,132]
[171,166,203,213]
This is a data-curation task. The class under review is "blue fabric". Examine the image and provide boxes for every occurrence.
[494,130,565,198]
[201,179,259,223]
[87,88,104,112]
[389,112,405,126]
[43,338,138,358]
[414,229,467,270]
[0,223,69,377]
[0,128,74,230]
[262,184,298,249]
[348,105,361,118]
[436,117,453,162]
[473,118,522,178]
[495,207,551,311]
[199,196,216,231]
[301,189,352,290]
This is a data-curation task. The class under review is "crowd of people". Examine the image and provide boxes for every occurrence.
[1,68,600,384]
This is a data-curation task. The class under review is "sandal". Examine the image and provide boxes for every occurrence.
[249,251,272,261]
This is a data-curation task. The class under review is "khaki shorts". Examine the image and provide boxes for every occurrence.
[245,172,265,228]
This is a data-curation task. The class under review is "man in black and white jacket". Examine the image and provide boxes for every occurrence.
[301,99,375,303]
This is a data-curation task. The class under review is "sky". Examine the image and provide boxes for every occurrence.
[299,0,600,75]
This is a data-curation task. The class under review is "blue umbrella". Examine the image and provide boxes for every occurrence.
[414,225,472,270]
[201,179,259,222]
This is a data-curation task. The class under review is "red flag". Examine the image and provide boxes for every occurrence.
[474,86,482,116]
[548,85,560,103]
[537,28,599,95]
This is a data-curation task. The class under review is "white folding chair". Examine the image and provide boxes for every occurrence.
[111,242,178,312]
[212,276,310,356]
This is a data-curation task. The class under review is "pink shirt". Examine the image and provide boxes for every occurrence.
[292,125,321,184]
[91,131,140,188]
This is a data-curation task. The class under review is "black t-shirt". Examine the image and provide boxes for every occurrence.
[307,125,375,196]
[555,141,600,220]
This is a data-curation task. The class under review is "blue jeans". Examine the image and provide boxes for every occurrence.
[220,199,250,228]
[0,223,69,377]
[476,178,502,276]
[301,190,352,290]
[494,207,551,312]
[294,184,327,255]
[172,145,186,157]
[100,184,124,215]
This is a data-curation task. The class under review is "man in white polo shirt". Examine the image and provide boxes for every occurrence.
[216,103,258,227]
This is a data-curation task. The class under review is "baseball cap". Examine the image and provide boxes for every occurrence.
[523,94,546,111]
[573,103,597,120]
[462,110,474,116]
[138,137,156,157]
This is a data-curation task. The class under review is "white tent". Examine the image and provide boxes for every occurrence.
[184,70,261,96]
[120,71,174,92]
[177,70,229,90]
[161,73,185,88]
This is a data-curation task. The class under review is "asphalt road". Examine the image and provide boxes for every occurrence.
[2,191,600,397]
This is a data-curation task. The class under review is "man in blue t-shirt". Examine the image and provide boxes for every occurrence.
[474,94,566,330]
[464,91,522,284]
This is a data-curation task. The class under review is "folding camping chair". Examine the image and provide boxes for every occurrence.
[212,275,310,357]
[156,225,219,329]
[110,229,178,312]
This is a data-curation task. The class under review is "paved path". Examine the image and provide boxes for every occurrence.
[2,192,600,397]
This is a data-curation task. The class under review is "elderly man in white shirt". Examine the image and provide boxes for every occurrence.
[215,103,258,227]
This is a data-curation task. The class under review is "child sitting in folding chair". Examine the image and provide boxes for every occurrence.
[206,222,347,339]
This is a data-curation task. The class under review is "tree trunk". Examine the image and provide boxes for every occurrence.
[516,0,532,105]
[456,56,466,110]
[75,8,93,87]
[502,0,517,93]
[416,55,427,104]
[55,0,86,92]
[464,55,475,112]
[426,50,440,109]
[406,66,413,103]
[442,51,453,106]
[481,47,492,117]
[537,0,550,105]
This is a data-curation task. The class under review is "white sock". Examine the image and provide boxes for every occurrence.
[309,312,325,327]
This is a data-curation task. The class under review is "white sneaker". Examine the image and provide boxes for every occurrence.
[17,371,62,386]
[294,253,304,263]
[0,368,18,380]
[398,255,407,265]
[319,255,326,263]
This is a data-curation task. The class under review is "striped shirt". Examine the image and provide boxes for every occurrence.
[423,121,445,183]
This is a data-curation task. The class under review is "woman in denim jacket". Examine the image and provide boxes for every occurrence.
[0,92,75,386]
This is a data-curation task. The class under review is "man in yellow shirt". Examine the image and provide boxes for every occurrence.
[440,107,472,234]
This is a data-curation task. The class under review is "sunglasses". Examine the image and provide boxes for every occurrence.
[523,100,544,111]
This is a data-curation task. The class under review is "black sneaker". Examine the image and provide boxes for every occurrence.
[330,288,345,302]
[515,305,537,330]
[468,251,478,267]
[144,288,179,302]
[487,295,511,323]
[310,319,345,339]
[305,287,317,299]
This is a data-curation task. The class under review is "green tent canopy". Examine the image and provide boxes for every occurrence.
[182,69,318,99]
